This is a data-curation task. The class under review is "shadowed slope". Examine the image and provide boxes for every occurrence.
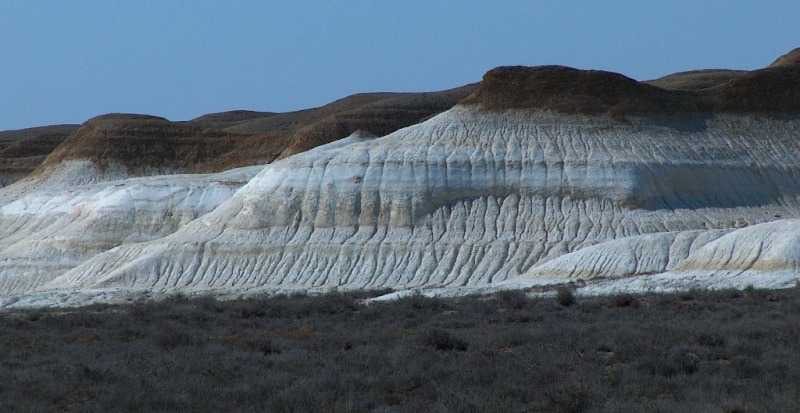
[0,125,79,186]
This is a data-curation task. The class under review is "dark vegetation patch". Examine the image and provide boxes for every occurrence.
[1,286,799,412]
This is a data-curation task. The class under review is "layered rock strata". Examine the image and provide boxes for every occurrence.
[41,108,800,296]
[2,49,800,306]
[0,125,77,187]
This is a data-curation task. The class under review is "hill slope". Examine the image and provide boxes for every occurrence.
[0,125,78,187]
[3,49,800,307]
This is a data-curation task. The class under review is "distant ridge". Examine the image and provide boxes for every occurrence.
[0,125,79,187]
[769,47,800,68]
[644,69,745,91]
[28,85,477,180]
[37,113,270,176]
[462,53,800,115]
[461,65,698,115]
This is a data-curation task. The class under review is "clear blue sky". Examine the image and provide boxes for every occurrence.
[2,1,799,131]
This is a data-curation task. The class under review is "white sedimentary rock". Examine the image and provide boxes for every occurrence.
[519,229,731,281]
[575,222,800,296]
[0,165,261,294]
[2,104,800,307]
[23,107,800,303]
[0,133,376,300]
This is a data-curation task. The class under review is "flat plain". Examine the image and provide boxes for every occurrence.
[1,287,798,412]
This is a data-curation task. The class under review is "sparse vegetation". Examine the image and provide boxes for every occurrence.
[423,328,468,352]
[1,286,799,411]
[556,285,576,306]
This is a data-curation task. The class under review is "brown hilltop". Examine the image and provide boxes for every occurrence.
[13,47,800,182]
[769,47,800,68]
[34,85,477,177]
[0,124,79,186]
[209,83,477,162]
[644,69,746,91]
[190,110,275,124]
[274,85,477,158]
[462,47,800,116]
[707,64,800,113]
[40,114,267,175]
[460,65,700,115]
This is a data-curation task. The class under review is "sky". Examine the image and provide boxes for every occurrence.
[1,1,799,131]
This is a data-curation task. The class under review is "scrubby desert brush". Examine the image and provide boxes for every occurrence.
[556,286,576,306]
[1,286,799,411]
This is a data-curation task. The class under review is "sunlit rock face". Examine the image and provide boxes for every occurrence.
[0,133,372,300]
[0,166,261,294]
[0,85,474,306]
[0,124,77,188]
[40,107,800,297]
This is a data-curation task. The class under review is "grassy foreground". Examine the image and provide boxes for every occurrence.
[1,287,799,412]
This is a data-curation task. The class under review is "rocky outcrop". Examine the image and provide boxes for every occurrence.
[38,115,249,177]
[38,108,800,298]
[460,66,700,115]
[0,133,377,297]
[4,49,800,307]
[463,57,800,115]
[13,86,475,191]
[519,229,731,281]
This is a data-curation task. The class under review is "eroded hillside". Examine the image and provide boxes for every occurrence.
[2,48,800,307]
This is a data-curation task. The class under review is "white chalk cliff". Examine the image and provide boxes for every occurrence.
[0,164,260,295]
[2,51,800,307]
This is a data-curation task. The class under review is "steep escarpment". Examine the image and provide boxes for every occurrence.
[5,48,800,307]
[40,108,800,296]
